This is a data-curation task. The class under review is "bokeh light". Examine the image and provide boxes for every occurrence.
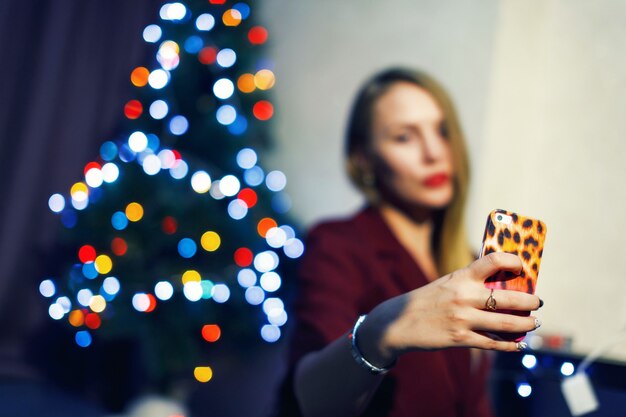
[169,115,189,135]
[100,141,118,161]
[77,289,94,307]
[561,362,575,376]
[211,284,230,303]
[39,280,56,298]
[253,100,274,120]
[89,295,106,313]
[128,131,148,153]
[194,366,213,383]
[248,26,268,45]
[131,67,150,87]
[155,281,174,301]
[237,73,255,93]
[245,286,265,305]
[178,238,197,258]
[85,313,101,329]
[101,163,120,183]
[254,69,275,90]
[132,293,150,312]
[234,247,253,267]
[517,383,532,398]
[254,251,279,273]
[198,47,217,65]
[182,270,201,284]
[124,100,143,119]
[237,269,256,287]
[219,175,240,197]
[201,231,221,252]
[102,276,120,296]
[125,202,144,222]
[216,105,237,125]
[170,159,189,179]
[261,325,281,343]
[160,2,187,21]
[196,13,215,31]
[68,310,84,327]
[216,48,236,68]
[202,324,221,342]
[112,211,129,230]
[222,9,242,26]
[150,100,169,119]
[143,25,162,43]
[148,69,170,89]
[236,148,257,169]
[244,166,264,186]
[284,238,305,258]
[260,272,281,292]
[191,171,212,193]
[213,78,234,99]
[48,194,65,213]
[75,330,92,348]
[238,188,257,208]
[94,254,113,274]
[257,218,277,238]
[183,281,203,301]
[227,199,247,220]
[162,216,178,234]
[78,245,97,263]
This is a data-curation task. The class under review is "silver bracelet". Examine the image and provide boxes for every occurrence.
[349,315,396,375]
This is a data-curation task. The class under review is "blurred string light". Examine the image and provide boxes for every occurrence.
[522,354,537,370]
[517,382,532,398]
[561,362,575,376]
[46,1,308,354]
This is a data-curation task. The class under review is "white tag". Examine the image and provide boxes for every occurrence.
[561,373,599,416]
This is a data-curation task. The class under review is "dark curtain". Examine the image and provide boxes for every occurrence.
[0,0,160,410]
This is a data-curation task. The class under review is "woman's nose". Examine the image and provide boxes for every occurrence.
[421,129,446,162]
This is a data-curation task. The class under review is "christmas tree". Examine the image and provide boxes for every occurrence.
[41,0,302,391]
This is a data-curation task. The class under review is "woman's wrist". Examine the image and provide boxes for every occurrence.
[354,312,398,369]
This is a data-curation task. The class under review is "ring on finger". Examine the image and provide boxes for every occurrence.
[485,289,497,311]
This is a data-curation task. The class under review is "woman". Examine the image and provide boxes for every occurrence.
[282,68,542,417]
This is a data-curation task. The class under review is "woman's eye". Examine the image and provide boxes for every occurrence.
[439,123,449,139]
[393,133,411,143]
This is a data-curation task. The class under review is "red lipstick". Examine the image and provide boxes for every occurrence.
[423,173,450,188]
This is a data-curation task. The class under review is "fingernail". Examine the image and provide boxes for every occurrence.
[534,318,542,329]
[516,341,528,351]
[539,299,544,308]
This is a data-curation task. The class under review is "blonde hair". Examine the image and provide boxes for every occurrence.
[345,68,473,275]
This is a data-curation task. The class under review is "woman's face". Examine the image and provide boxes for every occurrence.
[368,81,454,210]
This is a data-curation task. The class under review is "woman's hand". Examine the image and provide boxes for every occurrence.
[357,252,542,367]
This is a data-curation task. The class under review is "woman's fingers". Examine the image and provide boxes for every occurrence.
[462,331,524,352]
[476,287,542,311]
[465,252,522,281]
[468,309,539,334]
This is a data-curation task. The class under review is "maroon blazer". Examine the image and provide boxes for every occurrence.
[285,206,493,417]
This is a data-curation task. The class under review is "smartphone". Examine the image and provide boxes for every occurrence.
[479,209,547,341]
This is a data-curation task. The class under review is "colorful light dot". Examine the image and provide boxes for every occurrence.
[227,116,247,135]
[237,269,257,288]
[244,166,264,186]
[39,279,56,298]
[155,281,174,301]
[213,78,234,99]
[143,25,162,43]
[219,175,240,197]
[254,69,275,90]
[162,216,178,234]
[253,100,273,121]
[260,272,281,292]
[132,293,150,312]
[198,47,217,65]
[182,270,201,284]
[68,310,84,327]
[75,330,92,348]
[216,48,236,68]
[160,2,187,21]
[94,255,113,274]
[236,148,257,169]
[184,281,203,302]
[70,182,89,202]
[131,67,150,87]
[148,69,169,89]
[194,366,213,383]
[85,312,102,329]
[169,115,189,135]
[234,248,253,267]
[78,245,97,263]
[49,303,65,320]
[112,211,128,230]
[211,284,230,303]
[233,3,250,19]
[245,286,265,305]
[201,231,221,252]
[222,9,242,26]
[191,171,212,193]
[77,289,94,307]
[125,202,144,222]
[145,294,157,313]
[261,325,281,343]
[102,277,120,296]
[266,227,287,248]
[237,188,257,208]
[48,194,65,213]
[89,295,107,313]
[124,100,143,119]
[111,237,127,256]
[257,218,278,238]
[237,73,255,93]
[178,238,197,258]
[284,238,305,258]
[101,163,120,183]
[82,262,98,279]
[227,199,247,220]
[254,250,279,273]
[149,99,169,119]
[263,298,285,316]
[266,170,287,191]
[196,13,215,31]
[202,324,221,342]
[216,105,237,125]
[248,26,268,45]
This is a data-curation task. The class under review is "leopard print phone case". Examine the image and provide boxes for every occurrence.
[480,209,547,341]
